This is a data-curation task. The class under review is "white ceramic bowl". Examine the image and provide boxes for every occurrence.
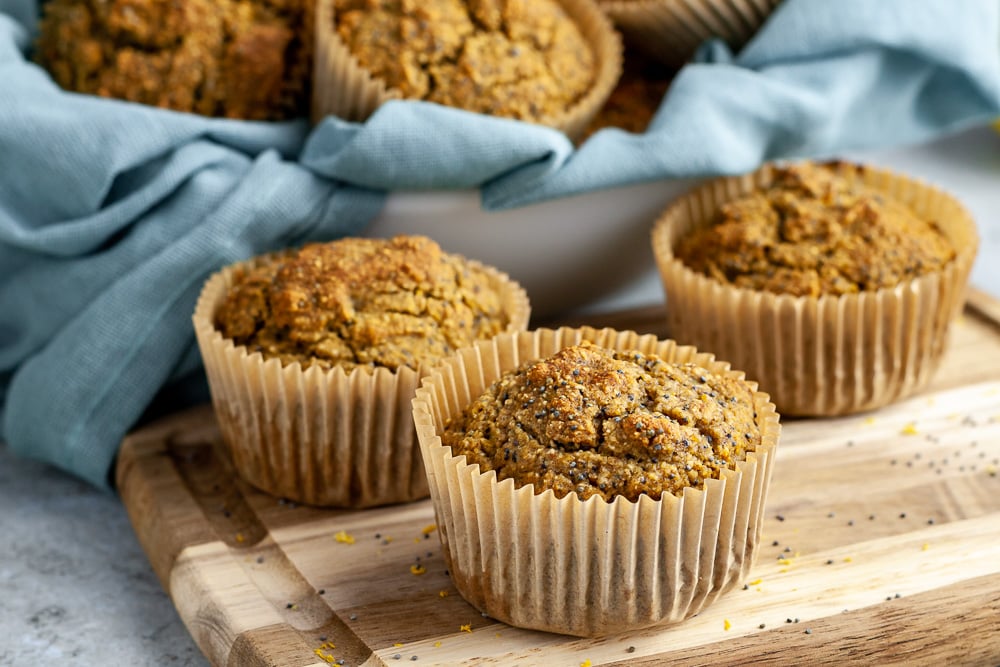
[365,177,702,319]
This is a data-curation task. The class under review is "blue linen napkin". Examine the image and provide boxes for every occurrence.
[1,0,998,490]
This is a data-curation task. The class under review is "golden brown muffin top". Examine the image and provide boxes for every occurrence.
[34,0,311,120]
[675,162,956,297]
[214,235,510,371]
[442,341,760,502]
[332,0,595,122]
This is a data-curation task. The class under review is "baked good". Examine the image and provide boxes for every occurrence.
[35,0,312,121]
[193,234,530,507]
[413,327,780,636]
[331,0,593,121]
[443,340,760,502]
[674,162,955,297]
[313,0,623,140]
[652,160,979,416]
[599,0,782,67]
[214,235,512,372]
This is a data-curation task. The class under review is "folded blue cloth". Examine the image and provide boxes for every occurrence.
[1,0,998,490]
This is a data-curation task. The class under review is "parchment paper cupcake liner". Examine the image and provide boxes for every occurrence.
[312,0,623,142]
[651,163,978,417]
[600,0,782,67]
[412,327,779,637]
[193,256,531,508]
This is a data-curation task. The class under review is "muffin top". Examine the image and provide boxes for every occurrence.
[332,0,595,122]
[214,235,510,371]
[35,0,311,120]
[442,341,761,502]
[675,162,956,297]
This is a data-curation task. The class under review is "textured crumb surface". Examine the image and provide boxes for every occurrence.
[214,235,510,371]
[442,341,760,501]
[34,0,312,120]
[332,0,594,122]
[675,162,956,297]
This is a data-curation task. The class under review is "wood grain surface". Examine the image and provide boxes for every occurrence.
[116,290,1000,667]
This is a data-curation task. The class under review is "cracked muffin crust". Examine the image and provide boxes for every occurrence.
[674,162,956,298]
[213,235,511,372]
[35,0,312,120]
[441,341,761,502]
[331,0,595,121]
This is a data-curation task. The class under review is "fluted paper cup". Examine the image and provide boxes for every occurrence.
[412,327,780,637]
[312,0,623,141]
[651,162,978,417]
[600,0,782,67]
[193,256,530,508]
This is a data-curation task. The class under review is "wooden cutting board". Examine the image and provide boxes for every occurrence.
[116,290,1000,667]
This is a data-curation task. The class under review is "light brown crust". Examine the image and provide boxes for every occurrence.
[442,340,761,501]
[675,162,956,297]
[34,0,312,120]
[330,0,595,122]
[213,235,511,371]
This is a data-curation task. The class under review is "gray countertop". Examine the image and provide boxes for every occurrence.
[1,124,998,667]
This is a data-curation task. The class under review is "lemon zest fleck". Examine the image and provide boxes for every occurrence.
[334,530,355,544]
[900,423,919,436]
[410,563,427,576]
[724,619,732,631]
[422,524,438,535]
[460,624,472,633]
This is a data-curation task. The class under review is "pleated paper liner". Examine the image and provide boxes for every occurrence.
[651,162,979,417]
[192,255,531,508]
[412,327,780,637]
[312,0,623,142]
[599,0,782,67]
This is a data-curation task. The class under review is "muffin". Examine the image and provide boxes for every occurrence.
[194,235,530,507]
[35,0,312,121]
[599,0,782,67]
[413,327,780,637]
[312,0,623,140]
[652,161,979,416]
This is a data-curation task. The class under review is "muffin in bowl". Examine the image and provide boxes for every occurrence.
[412,327,780,637]
[35,0,313,120]
[651,161,978,416]
[312,0,623,140]
[193,234,530,507]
